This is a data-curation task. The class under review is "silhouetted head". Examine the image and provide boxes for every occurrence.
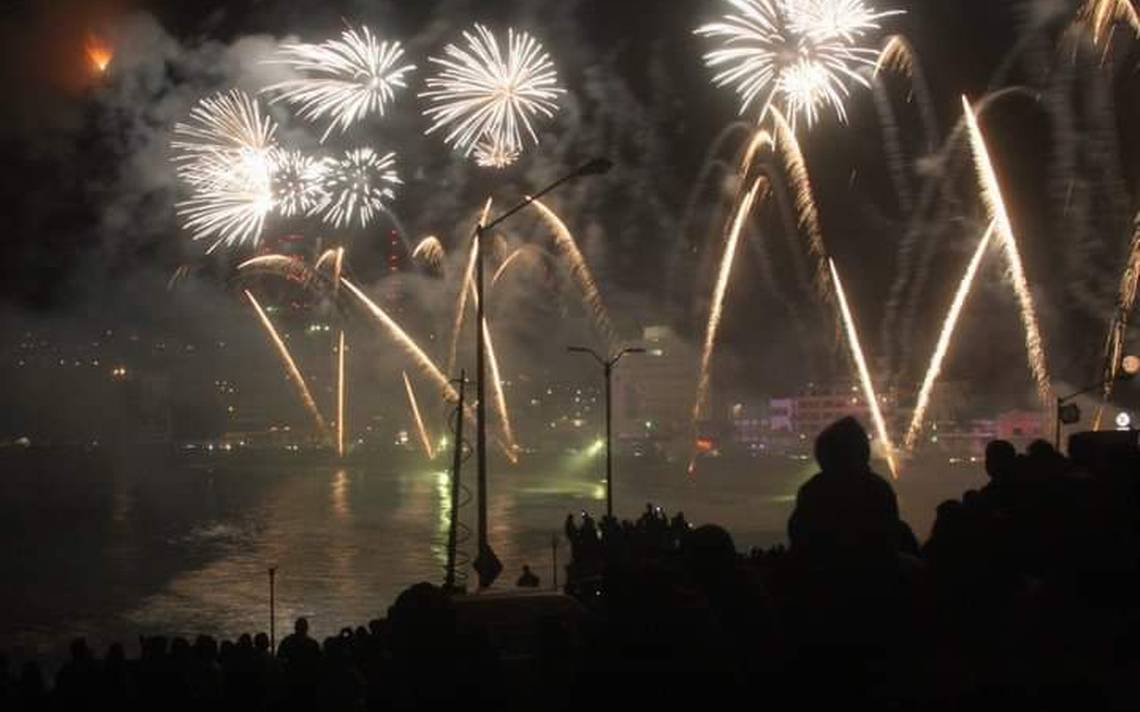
[985,440,1017,480]
[69,637,89,661]
[294,617,309,637]
[1027,439,1058,461]
[682,524,737,587]
[814,417,871,474]
[522,565,531,574]
[106,643,125,664]
[388,583,455,653]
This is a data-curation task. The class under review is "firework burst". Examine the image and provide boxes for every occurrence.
[272,150,329,218]
[172,90,279,251]
[696,0,901,128]
[473,136,521,169]
[265,26,416,141]
[421,24,564,158]
[318,148,402,229]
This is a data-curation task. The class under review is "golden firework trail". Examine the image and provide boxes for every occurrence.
[337,330,346,458]
[332,247,344,294]
[961,96,1051,403]
[1078,0,1140,45]
[245,290,330,439]
[491,247,528,286]
[446,198,493,376]
[904,222,995,452]
[402,371,436,459]
[342,278,457,401]
[529,198,615,344]
[467,283,518,452]
[239,254,297,272]
[341,277,516,462]
[694,177,767,422]
[771,108,831,300]
[872,35,938,147]
[1096,214,1140,423]
[829,260,898,479]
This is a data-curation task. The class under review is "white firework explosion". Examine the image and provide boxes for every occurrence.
[172,90,278,251]
[696,0,901,129]
[421,24,564,159]
[264,26,417,142]
[272,150,330,218]
[318,148,402,229]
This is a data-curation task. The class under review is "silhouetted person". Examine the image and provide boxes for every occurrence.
[517,564,540,588]
[278,617,321,709]
[788,417,913,567]
[55,637,100,708]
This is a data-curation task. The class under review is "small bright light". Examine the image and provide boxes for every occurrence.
[1116,412,1132,430]
[1123,355,1140,377]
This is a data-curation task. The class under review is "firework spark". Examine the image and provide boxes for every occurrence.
[272,150,329,218]
[403,371,436,459]
[694,177,767,423]
[265,26,416,141]
[412,236,446,269]
[829,260,898,478]
[529,198,615,344]
[961,96,1051,403]
[337,330,346,458]
[318,148,401,229]
[245,290,330,439]
[696,0,901,129]
[172,90,278,251]
[904,223,995,452]
[421,24,564,157]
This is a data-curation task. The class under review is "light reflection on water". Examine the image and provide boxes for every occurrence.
[2,453,984,660]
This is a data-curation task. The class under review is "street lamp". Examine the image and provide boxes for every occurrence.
[1054,354,1140,449]
[567,345,645,519]
[470,158,613,589]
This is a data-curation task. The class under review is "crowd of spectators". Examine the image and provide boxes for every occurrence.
[3,416,1140,710]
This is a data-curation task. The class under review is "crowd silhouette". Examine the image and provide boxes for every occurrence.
[4,416,1140,710]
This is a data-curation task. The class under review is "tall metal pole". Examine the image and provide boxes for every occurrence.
[604,361,613,520]
[446,371,466,592]
[474,225,494,588]
[268,566,276,652]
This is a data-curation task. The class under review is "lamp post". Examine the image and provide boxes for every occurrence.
[567,346,645,519]
[1054,354,1140,450]
[471,158,613,589]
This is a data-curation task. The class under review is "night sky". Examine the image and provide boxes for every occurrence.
[1,0,1138,414]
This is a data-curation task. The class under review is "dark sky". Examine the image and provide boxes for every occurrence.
[1,0,1137,406]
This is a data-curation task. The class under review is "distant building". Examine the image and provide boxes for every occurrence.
[612,325,698,454]
[996,409,1048,444]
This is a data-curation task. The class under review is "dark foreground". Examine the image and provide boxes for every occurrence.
[4,425,1140,711]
